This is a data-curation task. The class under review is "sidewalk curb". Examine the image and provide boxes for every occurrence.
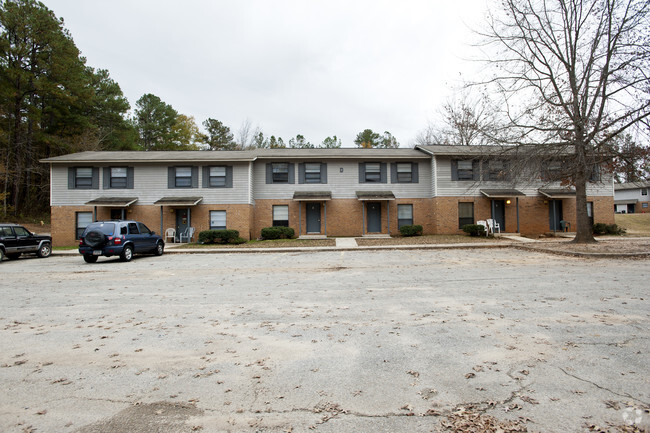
[52,239,650,259]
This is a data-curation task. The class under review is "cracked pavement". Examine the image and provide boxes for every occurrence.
[0,248,648,432]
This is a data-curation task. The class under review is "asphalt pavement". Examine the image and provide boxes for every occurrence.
[0,248,648,432]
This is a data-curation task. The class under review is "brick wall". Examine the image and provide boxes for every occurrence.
[51,204,253,247]
[51,196,615,246]
[253,198,435,238]
[433,195,615,235]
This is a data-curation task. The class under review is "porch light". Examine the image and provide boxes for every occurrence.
[506,200,511,205]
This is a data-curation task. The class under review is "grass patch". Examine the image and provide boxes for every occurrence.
[171,238,336,249]
[615,213,650,236]
[355,234,504,246]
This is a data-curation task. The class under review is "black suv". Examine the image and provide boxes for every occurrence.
[0,224,52,262]
[79,220,164,263]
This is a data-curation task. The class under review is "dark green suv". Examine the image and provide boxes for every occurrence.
[0,224,52,262]
[79,220,164,263]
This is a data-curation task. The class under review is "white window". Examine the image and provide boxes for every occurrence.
[210,210,226,230]
[397,204,413,228]
[209,166,227,187]
[488,160,507,181]
[365,163,381,182]
[305,163,321,183]
[76,212,92,239]
[110,167,127,188]
[396,163,413,183]
[642,188,648,196]
[272,163,289,183]
[456,160,474,180]
[272,205,289,227]
[175,167,192,187]
[75,167,93,188]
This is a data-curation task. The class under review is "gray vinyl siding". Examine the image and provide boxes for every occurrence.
[435,156,614,197]
[253,159,431,200]
[616,188,646,201]
[50,163,252,206]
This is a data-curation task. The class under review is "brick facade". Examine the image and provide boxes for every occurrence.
[52,204,254,247]
[51,196,615,246]
[432,195,614,236]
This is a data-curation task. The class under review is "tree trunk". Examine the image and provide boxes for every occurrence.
[573,173,596,244]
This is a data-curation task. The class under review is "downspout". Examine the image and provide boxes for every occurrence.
[324,202,327,236]
[298,202,302,237]
[160,206,163,237]
[362,202,366,235]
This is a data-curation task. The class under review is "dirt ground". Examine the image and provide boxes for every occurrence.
[0,249,648,433]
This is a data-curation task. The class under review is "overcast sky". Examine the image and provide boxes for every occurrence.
[41,0,489,147]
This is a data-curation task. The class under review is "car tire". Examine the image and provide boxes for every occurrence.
[83,254,98,263]
[6,253,21,260]
[120,245,133,262]
[85,230,106,248]
[154,242,164,256]
[0,249,4,262]
[37,243,52,258]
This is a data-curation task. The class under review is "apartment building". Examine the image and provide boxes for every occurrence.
[41,146,614,246]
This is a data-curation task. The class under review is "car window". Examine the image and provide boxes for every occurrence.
[128,223,139,234]
[0,227,13,236]
[14,227,30,236]
[138,223,151,235]
[120,225,128,235]
[85,222,115,236]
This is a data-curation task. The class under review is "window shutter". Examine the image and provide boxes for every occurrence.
[451,160,458,181]
[202,166,209,188]
[288,163,295,184]
[266,163,272,184]
[191,166,199,188]
[127,167,134,189]
[482,160,489,181]
[91,167,100,189]
[380,162,387,183]
[168,167,175,188]
[320,163,327,184]
[359,163,366,183]
[472,160,480,181]
[103,167,110,189]
[412,162,419,183]
[226,166,233,188]
[298,163,305,184]
[390,163,397,184]
[68,167,75,189]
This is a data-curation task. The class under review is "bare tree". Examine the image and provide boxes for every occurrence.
[236,119,254,150]
[413,91,499,146]
[479,0,650,243]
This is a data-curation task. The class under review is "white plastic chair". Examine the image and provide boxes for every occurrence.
[179,227,195,243]
[165,228,176,243]
[486,219,501,234]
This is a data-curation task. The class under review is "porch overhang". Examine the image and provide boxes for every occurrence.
[85,197,138,207]
[154,197,203,206]
[356,191,395,201]
[480,189,525,198]
[538,188,576,198]
[614,199,638,205]
[293,191,332,201]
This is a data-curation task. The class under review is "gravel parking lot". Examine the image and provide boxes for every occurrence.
[1,249,648,433]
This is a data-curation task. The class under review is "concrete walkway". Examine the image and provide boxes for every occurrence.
[334,237,358,248]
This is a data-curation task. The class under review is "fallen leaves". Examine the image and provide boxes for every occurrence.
[438,405,528,432]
